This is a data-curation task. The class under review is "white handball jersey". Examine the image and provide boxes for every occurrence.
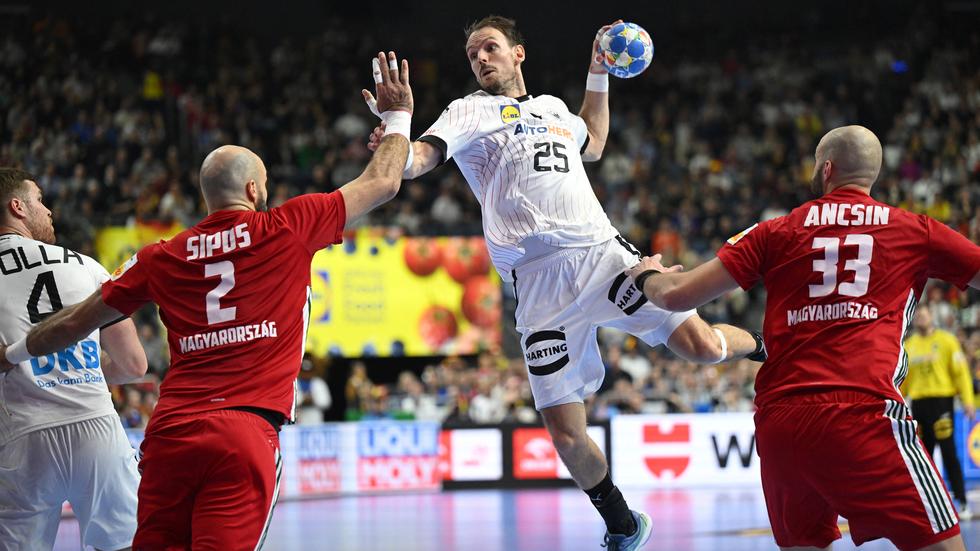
[418,91,618,278]
[0,234,117,445]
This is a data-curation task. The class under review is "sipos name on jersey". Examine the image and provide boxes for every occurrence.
[186,223,252,260]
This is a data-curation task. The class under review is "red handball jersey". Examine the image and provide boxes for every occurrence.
[102,192,346,426]
[717,187,980,407]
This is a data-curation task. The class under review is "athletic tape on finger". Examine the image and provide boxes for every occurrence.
[365,96,380,118]
[388,58,398,71]
[372,58,383,84]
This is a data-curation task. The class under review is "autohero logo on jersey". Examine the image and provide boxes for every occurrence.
[356,422,441,491]
[31,339,104,389]
[513,122,575,141]
[178,320,277,353]
[523,330,569,376]
[499,104,521,124]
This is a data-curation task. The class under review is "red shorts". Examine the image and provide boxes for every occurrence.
[755,391,960,551]
[133,409,281,551]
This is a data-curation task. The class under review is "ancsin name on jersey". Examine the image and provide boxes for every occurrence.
[803,204,890,227]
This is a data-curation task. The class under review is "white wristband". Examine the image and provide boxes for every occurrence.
[5,339,31,364]
[381,110,411,139]
[586,72,609,93]
[403,142,414,174]
[712,328,728,364]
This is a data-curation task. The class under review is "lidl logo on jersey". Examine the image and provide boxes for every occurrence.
[499,104,521,123]
[30,339,103,388]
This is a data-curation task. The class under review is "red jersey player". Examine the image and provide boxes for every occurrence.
[0,51,413,549]
[626,125,980,551]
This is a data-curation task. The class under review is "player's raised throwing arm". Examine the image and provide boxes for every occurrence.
[578,20,620,162]
[342,51,415,226]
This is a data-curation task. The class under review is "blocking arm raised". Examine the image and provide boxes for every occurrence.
[341,51,415,227]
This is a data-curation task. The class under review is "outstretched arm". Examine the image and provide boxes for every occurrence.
[626,255,741,312]
[341,51,414,227]
[579,20,620,162]
[2,290,125,372]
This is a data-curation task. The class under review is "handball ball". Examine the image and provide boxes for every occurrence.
[599,22,654,78]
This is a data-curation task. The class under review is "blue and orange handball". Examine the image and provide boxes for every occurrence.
[598,22,654,78]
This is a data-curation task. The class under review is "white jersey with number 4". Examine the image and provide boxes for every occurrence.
[418,91,618,279]
[0,234,116,445]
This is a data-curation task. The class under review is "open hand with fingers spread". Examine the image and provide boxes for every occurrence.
[362,51,412,152]
[361,51,413,117]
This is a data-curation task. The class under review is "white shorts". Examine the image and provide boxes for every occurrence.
[0,414,139,550]
[513,237,696,409]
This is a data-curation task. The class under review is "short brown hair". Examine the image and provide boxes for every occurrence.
[0,168,34,206]
[464,15,524,47]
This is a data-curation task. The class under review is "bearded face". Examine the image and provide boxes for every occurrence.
[810,167,825,196]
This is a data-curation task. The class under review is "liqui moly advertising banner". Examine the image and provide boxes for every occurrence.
[278,421,441,497]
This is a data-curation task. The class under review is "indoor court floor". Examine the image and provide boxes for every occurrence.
[54,487,979,550]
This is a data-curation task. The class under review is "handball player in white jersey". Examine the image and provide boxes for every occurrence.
[363,16,766,550]
[0,168,147,550]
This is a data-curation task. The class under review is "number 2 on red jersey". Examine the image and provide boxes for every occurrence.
[204,261,236,325]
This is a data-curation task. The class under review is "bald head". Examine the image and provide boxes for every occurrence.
[813,125,883,193]
[199,145,268,212]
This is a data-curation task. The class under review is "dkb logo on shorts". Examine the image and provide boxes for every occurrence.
[524,330,569,376]
[607,273,648,315]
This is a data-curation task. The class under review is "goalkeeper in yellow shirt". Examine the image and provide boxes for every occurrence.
[902,307,975,519]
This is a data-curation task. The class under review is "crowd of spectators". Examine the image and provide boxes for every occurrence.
[339,343,757,426]
[1,8,978,426]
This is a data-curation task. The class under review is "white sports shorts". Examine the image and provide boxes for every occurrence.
[0,414,139,550]
[513,237,696,409]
